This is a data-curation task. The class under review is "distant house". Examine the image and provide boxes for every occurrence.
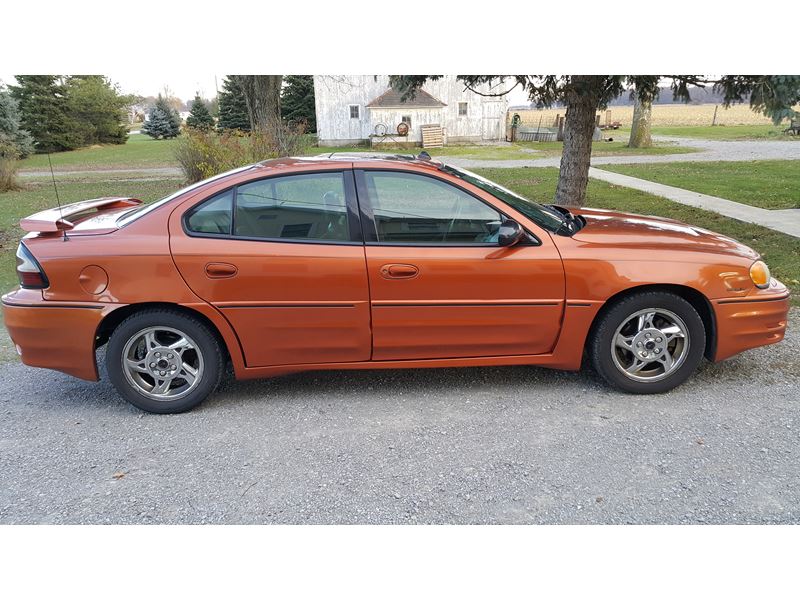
[313,75,510,146]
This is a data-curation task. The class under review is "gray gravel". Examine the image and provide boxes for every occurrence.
[1,310,798,524]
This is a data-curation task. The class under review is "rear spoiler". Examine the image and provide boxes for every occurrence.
[20,197,142,232]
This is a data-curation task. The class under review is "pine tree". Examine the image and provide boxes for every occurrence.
[65,75,130,145]
[281,75,316,132]
[0,88,35,158]
[217,77,250,131]
[10,75,81,152]
[186,94,214,129]
[142,94,181,139]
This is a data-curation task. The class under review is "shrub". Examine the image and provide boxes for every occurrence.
[174,120,310,183]
[0,140,23,192]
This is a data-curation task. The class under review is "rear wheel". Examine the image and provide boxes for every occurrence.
[106,309,224,413]
[589,291,706,394]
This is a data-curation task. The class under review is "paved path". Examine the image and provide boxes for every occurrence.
[446,136,800,238]
[588,167,800,238]
[1,310,798,525]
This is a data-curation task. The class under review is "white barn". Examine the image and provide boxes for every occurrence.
[313,75,510,146]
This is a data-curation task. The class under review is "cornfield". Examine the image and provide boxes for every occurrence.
[508,104,785,128]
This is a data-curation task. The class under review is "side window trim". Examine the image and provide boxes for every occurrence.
[182,169,363,245]
[353,168,540,247]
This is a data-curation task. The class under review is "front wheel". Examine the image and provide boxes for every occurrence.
[589,291,706,394]
[106,309,224,413]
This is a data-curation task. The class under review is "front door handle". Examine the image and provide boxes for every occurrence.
[380,264,419,279]
[205,262,238,279]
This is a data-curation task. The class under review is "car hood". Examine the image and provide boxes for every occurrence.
[568,207,760,260]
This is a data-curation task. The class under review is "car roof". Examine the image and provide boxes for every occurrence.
[253,152,445,173]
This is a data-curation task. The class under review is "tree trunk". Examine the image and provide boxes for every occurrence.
[231,75,282,132]
[553,78,601,207]
[628,95,653,148]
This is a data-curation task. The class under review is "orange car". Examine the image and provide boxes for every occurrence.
[1,154,790,413]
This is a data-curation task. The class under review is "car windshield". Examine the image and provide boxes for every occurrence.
[440,164,566,233]
[115,166,255,227]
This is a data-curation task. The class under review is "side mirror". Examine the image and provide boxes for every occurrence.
[497,219,525,247]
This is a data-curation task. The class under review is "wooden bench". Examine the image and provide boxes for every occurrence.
[784,119,800,135]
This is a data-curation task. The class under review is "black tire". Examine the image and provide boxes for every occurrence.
[106,308,224,413]
[589,291,706,394]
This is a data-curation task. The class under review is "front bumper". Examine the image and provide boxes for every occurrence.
[712,282,790,362]
[1,288,111,381]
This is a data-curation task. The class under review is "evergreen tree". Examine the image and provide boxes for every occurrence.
[217,77,250,131]
[142,94,181,139]
[281,75,316,132]
[65,75,130,145]
[186,94,214,129]
[10,75,81,152]
[0,88,35,158]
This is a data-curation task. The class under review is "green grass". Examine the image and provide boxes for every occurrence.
[0,178,180,293]
[474,167,800,304]
[597,161,800,210]
[648,124,799,141]
[19,134,180,171]
[307,140,694,161]
[16,133,696,178]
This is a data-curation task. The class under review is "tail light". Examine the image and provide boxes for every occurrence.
[15,243,49,289]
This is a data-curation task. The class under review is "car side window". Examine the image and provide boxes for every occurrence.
[234,172,350,241]
[186,189,233,235]
[364,171,503,244]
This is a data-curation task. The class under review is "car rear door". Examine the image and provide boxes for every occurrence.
[169,168,371,368]
[354,167,565,361]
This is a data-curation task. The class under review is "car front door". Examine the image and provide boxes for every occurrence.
[355,168,565,361]
[170,169,371,368]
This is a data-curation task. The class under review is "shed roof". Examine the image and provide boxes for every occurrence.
[366,88,446,109]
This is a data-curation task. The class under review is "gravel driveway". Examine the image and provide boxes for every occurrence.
[1,311,798,525]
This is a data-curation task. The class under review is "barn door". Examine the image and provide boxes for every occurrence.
[481,101,502,140]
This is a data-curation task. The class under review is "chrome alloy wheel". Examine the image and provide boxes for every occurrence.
[611,308,690,382]
[121,326,204,401]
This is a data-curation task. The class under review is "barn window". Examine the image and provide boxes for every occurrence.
[458,102,468,116]
[402,115,412,127]
[349,105,360,119]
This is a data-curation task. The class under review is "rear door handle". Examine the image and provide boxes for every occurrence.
[380,264,419,279]
[205,262,238,279]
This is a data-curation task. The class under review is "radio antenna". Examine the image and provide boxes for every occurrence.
[46,152,68,242]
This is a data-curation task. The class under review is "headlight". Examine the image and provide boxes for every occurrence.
[749,260,771,289]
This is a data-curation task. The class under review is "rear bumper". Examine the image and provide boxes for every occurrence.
[1,289,109,381]
[712,287,790,362]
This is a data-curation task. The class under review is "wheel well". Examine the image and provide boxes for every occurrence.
[585,284,717,361]
[95,302,229,360]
